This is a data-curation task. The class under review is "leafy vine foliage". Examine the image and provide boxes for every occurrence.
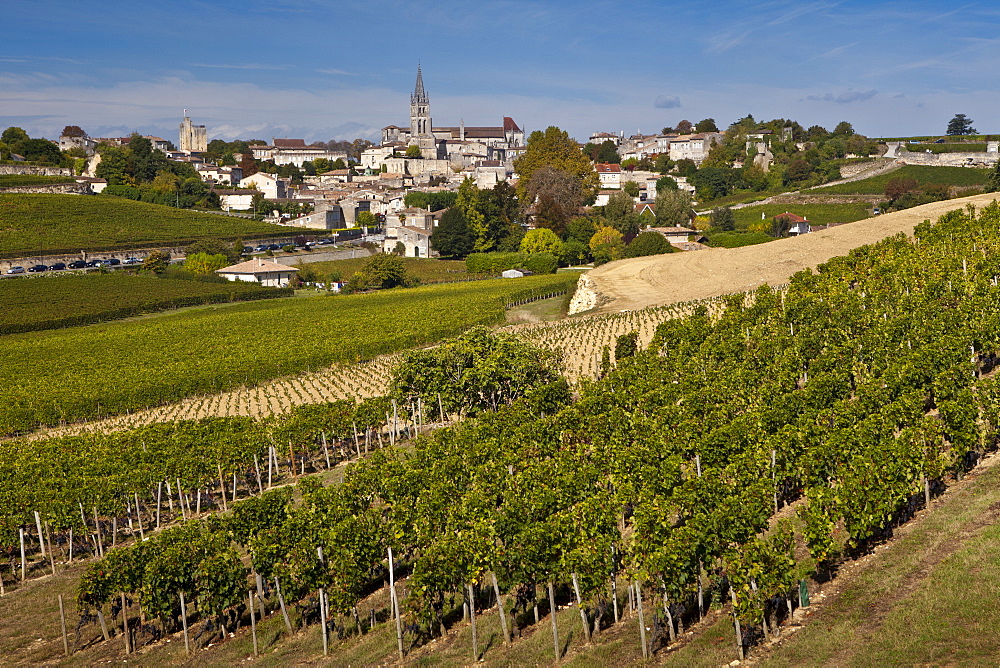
[28,202,1000,656]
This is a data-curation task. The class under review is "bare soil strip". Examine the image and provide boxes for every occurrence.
[586,193,1000,313]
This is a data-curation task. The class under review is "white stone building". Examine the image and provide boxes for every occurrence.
[216,258,298,287]
[179,115,208,153]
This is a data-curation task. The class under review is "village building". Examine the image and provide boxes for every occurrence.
[250,139,348,167]
[382,206,440,257]
[379,66,525,170]
[216,258,298,288]
[239,172,288,199]
[595,163,623,189]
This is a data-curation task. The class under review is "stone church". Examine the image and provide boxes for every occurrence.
[381,66,525,164]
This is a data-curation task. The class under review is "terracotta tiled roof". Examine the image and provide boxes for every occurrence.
[272,138,308,148]
[775,212,808,223]
[595,163,622,173]
[217,258,299,274]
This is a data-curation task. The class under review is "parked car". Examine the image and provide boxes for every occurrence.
[48,262,66,271]
[253,244,269,252]
[934,138,947,143]
[67,260,88,269]
[6,266,25,274]
[86,259,102,267]
[104,258,121,266]
[27,264,48,273]
[266,243,281,251]
[122,257,142,265]
[242,246,254,255]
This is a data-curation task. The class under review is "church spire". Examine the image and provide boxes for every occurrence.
[412,64,428,104]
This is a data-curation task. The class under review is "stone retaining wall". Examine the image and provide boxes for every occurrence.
[0,164,73,176]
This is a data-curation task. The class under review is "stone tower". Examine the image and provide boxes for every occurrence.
[409,66,436,155]
[179,113,207,153]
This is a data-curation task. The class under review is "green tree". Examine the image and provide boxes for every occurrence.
[675,120,693,134]
[711,206,736,231]
[985,161,1000,193]
[589,225,624,265]
[624,231,673,258]
[520,228,562,254]
[565,216,597,244]
[558,239,590,265]
[654,154,675,174]
[695,118,719,133]
[597,140,620,164]
[946,114,976,136]
[184,252,229,275]
[356,211,378,228]
[475,181,520,251]
[614,331,639,360]
[656,175,679,191]
[142,250,171,274]
[405,144,423,157]
[361,252,409,289]
[623,180,640,197]
[430,208,475,257]
[513,126,600,204]
[1,127,29,148]
[655,189,693,227]
[604,190,639,235]
[20,139,62,164]
[833,121,855,136]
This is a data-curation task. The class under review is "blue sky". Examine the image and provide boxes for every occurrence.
[2,0,998,145]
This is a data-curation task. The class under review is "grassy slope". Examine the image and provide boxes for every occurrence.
[0,274,577,434]
[733,202,873,228]
[812,164,989,195]
[762,456,1000,667]
[300,256,472,282]
[0,273,289,334]
[0,194,291,257]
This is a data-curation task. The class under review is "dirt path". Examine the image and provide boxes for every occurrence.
[585,193,999,313]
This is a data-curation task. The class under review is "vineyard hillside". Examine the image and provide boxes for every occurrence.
[0,194,291,258]
[581,192,1000,313]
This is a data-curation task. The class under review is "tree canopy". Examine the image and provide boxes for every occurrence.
[430,208,475,258]
[519,228,562,254]
[513,126,599,206]
[946,114,976,136]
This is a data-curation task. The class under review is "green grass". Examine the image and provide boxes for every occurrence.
[734,202,873,228]
[0,194,292,258]
[0,273,291,335]
[301,256,472,283]
[705,230,775,248]
[763,461,1000,667]
[901,143,987,154]
[811,165,989,195]
[0,174,75,187]
[0,273,578,435]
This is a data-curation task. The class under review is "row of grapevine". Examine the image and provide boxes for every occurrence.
[0,273,577,436]
[76,201,1000,662]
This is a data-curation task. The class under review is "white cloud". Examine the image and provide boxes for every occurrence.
[654,95,682,109]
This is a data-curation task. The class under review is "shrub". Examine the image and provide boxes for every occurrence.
[465,252,528,274]
[625,231,674,258]
[522,252,558,275]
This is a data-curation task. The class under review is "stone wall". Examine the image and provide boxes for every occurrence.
[0,183,91,195]
[896,151,999,167]
[0,164,73,176]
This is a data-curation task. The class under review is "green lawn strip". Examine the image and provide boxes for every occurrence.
[901,143,987,154]
[0,174,75,187]
[763,460,1000,667]
[730,202,872,230]
[0,273,290,335]
[705,230,775,248]
[0,194,291,258]
[0,274,577,435]
[811,165,989,195]
[301,256,472,283]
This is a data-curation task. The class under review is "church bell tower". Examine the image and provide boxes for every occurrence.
[409,65,435,154]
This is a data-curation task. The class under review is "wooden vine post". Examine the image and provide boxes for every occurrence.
[467,584,479,661]
[547,581,560,661]
[58,594,69,656]
[121,592,131,654]
[180,590,190,654]
[491,572,511,644]
[274,576,293,632]
[730,588,745,661]
[635,581,648,660]
[250,590,259,657]
[572,572,591,642]
[388,547,404,659]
